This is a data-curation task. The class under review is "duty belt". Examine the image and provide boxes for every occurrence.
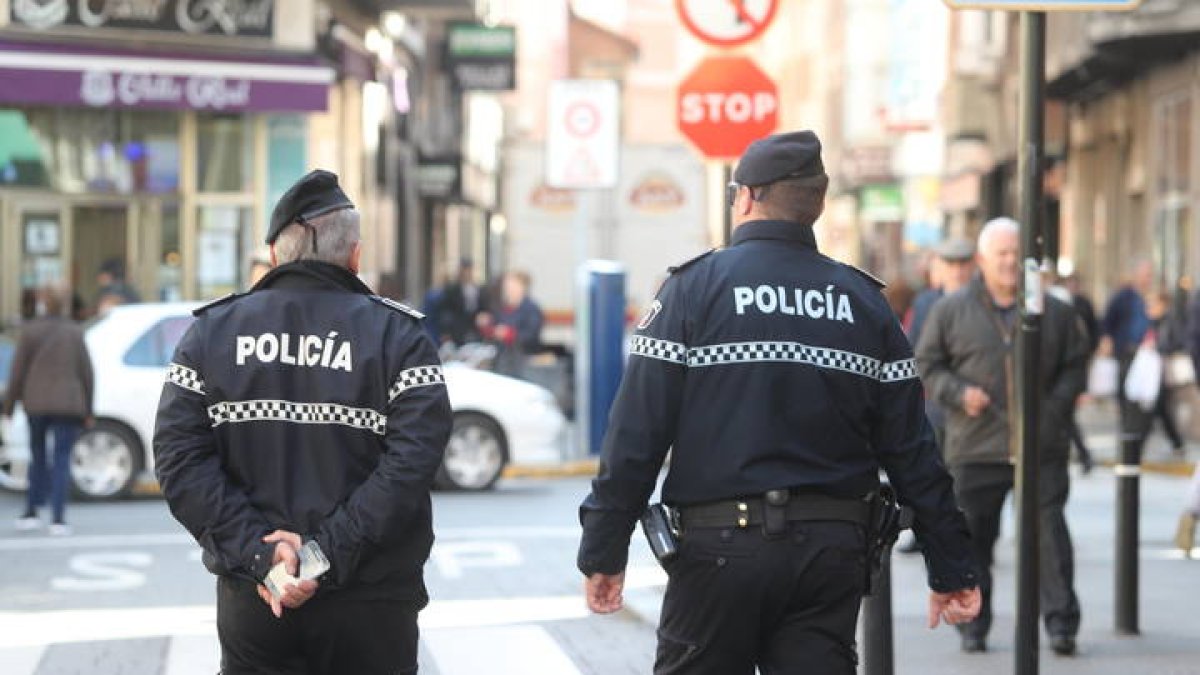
[677,491,871,533]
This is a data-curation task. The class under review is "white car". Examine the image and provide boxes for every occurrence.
[0,303,566,499]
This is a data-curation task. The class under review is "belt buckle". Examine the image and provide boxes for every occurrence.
[736,501,749,528]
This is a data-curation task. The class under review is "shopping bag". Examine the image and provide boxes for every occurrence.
[1165,353,1197,388]
[1124,345,1163,411]
[1086,356,1118,398]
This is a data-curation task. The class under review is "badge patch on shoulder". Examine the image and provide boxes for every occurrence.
[637,300,663,330]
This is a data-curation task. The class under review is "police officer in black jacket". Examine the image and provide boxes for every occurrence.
[577,131,981,674]
[154,170,451,675]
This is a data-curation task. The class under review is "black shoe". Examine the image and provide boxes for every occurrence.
[1050,635,1076,656]
[961,636,987,653]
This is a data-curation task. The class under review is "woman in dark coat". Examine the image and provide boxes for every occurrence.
[2,285,93,535]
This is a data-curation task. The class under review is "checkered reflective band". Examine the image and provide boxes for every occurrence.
[629,336,688,365]
[880,358,917,383]
[388,365,446,403]
[686,341,918,383]
[167,363,206,395]
[207,400,388,435]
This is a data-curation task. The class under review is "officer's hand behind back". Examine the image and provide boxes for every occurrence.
[584,572,625,614]
[927,586,982,629]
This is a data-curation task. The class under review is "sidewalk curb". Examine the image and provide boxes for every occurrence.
[503,458,599,479]
[1097,459,1195,477]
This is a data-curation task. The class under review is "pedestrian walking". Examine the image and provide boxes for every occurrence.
[2,284,93,536]
[578,130,980,674]
[907,237,975,348]
[153,170,452,675]
[1143,290,1187,457]
[1101,258,1155,461]
[437,258,489,346]
[1176,286,1200,556]
[896,237,976,555]
[1048,273,1097,474]
[916,217,1089,656]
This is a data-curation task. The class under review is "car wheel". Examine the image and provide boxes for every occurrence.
[436,413,508,491]
[71,420,143,500]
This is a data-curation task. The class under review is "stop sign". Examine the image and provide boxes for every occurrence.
[677,56,778,160]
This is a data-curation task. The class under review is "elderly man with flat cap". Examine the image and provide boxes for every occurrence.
[578,131,980,673]
[154,170,451,675]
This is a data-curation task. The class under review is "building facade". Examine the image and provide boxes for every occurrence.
[0,0,338,321]
[1048,1,1200,300]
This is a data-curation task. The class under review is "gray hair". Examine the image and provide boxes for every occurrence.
[977,216,1020,255]
[272,208,361,267]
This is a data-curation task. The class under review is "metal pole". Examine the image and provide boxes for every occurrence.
[573,190,592,457]
[722,163,733,245]
[860,552,894,675]
[1115,428,1141,634]
[1014,11,1045,675]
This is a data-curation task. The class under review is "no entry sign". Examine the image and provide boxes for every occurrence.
[675,0,779,47]
[677,56,778,160]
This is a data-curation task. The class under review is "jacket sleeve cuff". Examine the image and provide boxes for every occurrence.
[248,540,275,582]
[927,567,980,593]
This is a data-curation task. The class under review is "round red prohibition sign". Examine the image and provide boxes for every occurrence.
[564,100,601,137]
[675,0,779,48]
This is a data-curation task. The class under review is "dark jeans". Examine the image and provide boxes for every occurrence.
[216,576,426,675]
[948,462,1080,640]
[655,521,866,674]
[26,415,81,524]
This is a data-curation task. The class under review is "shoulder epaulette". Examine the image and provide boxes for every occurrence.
[192,292,244,316]
[370,295,425,319]
[667,248,716,275]
[842,263,886,289]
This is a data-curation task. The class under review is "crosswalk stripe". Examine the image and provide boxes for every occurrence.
[0,594,594,674]
[164,634,220,675]
[0,645,45,675]
[423,625,581,675]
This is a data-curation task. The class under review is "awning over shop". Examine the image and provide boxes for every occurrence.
[0,40,334,112]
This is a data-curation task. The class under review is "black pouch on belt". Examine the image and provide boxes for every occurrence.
[763,489,789,537]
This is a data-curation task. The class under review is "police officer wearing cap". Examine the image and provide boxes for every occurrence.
[578,131,982,673]
[154,170,451,675]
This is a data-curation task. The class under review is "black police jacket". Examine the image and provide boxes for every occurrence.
[153,261,452,588]
[578,220,977,593]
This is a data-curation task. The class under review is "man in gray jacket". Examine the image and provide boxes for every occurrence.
[916,217,1089,656]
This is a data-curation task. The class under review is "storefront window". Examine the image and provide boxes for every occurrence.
[0,108,178,193]
[197,113,252,193]
[1154,93,1194,285]
[196,205,254,299]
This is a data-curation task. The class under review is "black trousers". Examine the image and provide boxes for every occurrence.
[216,576,426,675]
[655,521,866,674]
[948,462,1080,640]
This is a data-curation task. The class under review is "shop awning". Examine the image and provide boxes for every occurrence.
[0,40,334,113]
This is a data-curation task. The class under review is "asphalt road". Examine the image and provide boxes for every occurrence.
[0,477,660,675]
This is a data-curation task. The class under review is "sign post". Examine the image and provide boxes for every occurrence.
[546,80,620,458]
[1013,13,1046,674]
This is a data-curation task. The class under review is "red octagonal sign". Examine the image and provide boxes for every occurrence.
[677,56,778,160]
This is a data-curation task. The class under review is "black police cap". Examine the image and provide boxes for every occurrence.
[733,130,827,187]
[266,170,355,245]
